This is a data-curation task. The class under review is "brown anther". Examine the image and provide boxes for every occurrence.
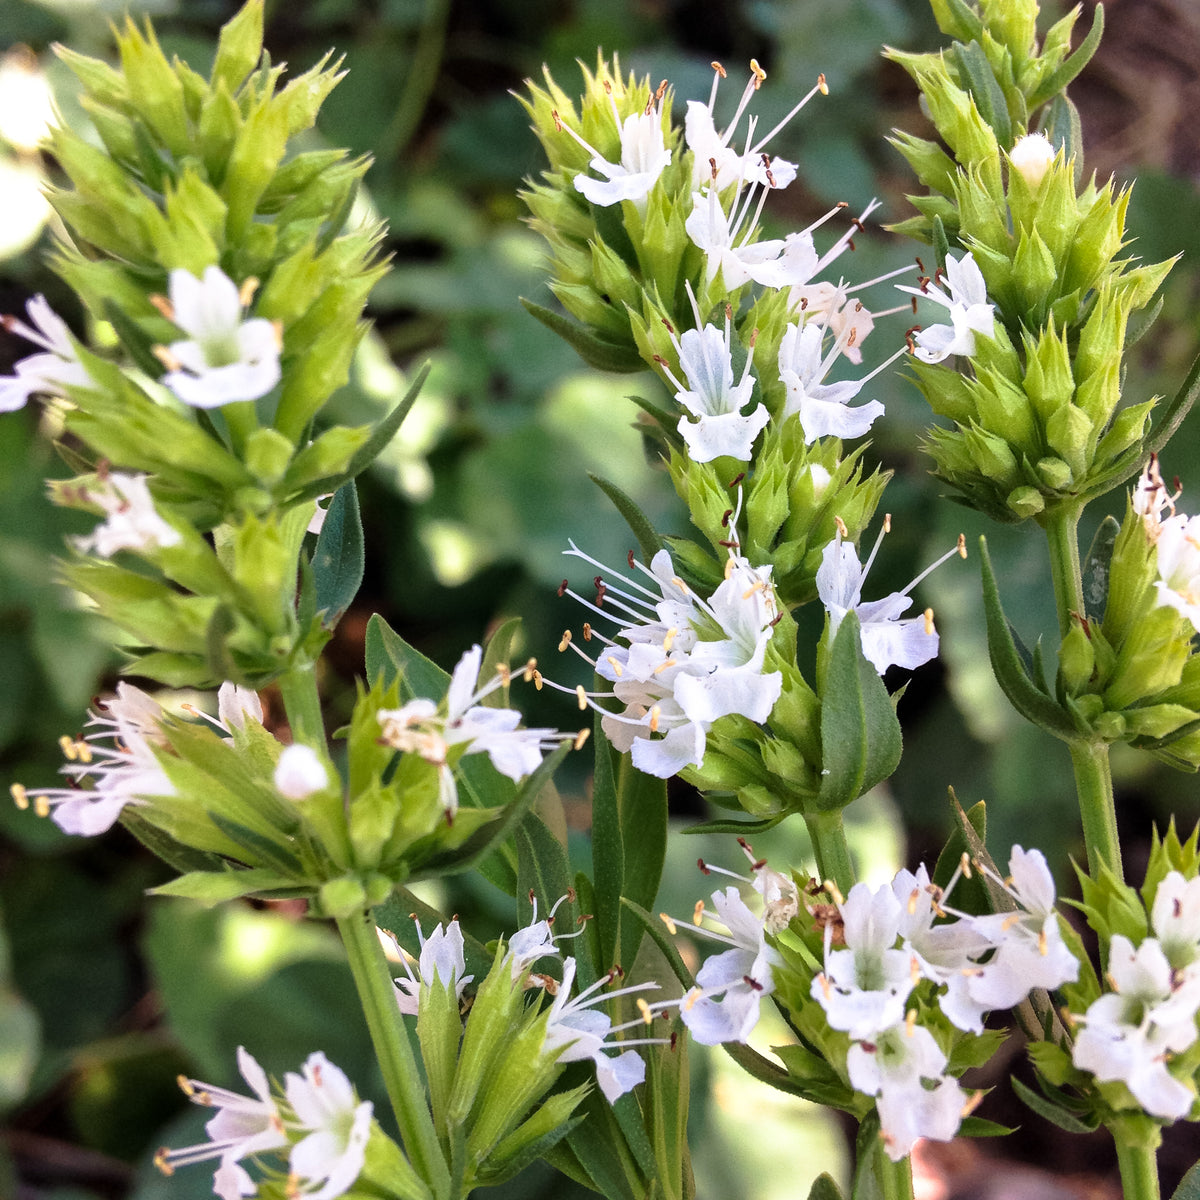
[655,79,668,101]
[582,622,593,641]
[552,110,563,132]
[728,471,745,488]
[749,327,759,347]
[765,166,776,188]
[915,256,926,272]
[800,297,809,311]
[810,903,845,945]
[661,316,675,334]
[742,975,764,992]
[817,73,828,94]
[594,578,606,605]
[603,80,612,94]
[718,539,738,549]
[836,200,848,209]
[709,156,719,181]
[531,972,559,995]
[652,353,669,366]
[847,237,856,251]
[557,578,569,599]
[698,857,711,874]
[854,300,864,312]
[834,514,849,538]
[711,61,727,77]
[670,1031,678,1050]
[846,327,858,347]
[627,549,636,568]
[721,507,734,527]
[851,217,866,233]
[910,296,919,315]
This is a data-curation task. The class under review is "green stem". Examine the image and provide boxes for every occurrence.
[337,910,450,1200]
[1040,505,1124,881]
[278,660,326,749]
[880,1156,915,1200]
[1115,1137,1160,1200]
[804,810,856,896]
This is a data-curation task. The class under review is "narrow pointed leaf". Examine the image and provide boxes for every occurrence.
[521,298,644,373]
[589,472,662,564]
[1028,4,1106,108]
[312,481,363,626]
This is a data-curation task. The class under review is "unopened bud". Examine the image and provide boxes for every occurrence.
[274,744,329,800]
[1010,132,1055,190]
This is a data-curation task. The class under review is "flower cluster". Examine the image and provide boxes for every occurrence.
[156,1047,373,1200]
[1071,871,1200,1120]
[376,644,577,817]
[550,537,783,779]
[811,848,1079,1160]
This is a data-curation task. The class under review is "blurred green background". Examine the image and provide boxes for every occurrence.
[1,0,1198,1196]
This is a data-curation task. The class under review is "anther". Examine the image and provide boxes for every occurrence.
[749,59,766,87]
[559,630,572,652]
[692,899,705,925]
[532,670,544,691]
[238,277,260,308]
[582,622,593,641]
[661,316,675,334]
[711,61,726,77]
[558,578,568,597]
[149,294,175,322]
[637,997,653,1025]
[905,1008,918,1036]
[817,73,828,95]
[660,912,678,935]
[576,684,588,711]
[742,975,764,992]
[923,608,935,635]
[649,704,661,733]
[11,783,28,810]
[551,110,562,132]
[573,728,590,750]
[957,533,967,558]
[606,655,624,677]
[698,858,711,874]
[728,471,746,488]
[628,549,636,568]
[154,1150,174,1176]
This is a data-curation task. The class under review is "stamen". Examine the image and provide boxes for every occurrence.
[11,783,28,810]
[660,912,678,935]
[692,899,705,925]
[573,728,590,750]
[558,630,572,652]
[905,1008,917,1036]
[637,997,653,1025]
[576,684,588,711]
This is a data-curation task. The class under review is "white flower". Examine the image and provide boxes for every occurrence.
[507,893,580,980]
[961,846,1079,1013]
[683,60,822,192]
[285,1052,373,1200]
[14,683,175,836]
[155,1046,288,1200]
[156,266,281,408]
[897,251,994,363]
[1151,512,1200,633]
[686,184,819,290]
[559,88,672,210]
[393,918,473,1015]
[1,294,93,410]
[1010,132,1055,189]
[73,472,182,558]
[817,523,964,674]
[812,881,915,1041]
[555,539,782,780]
[377,645,571,817]
[1072,934,1200,1120]
[677,885,780,1045]
[657,319,768,463]
[778,320,885,444]
[542,957,660,1102]
[218,682,263,731]
[1151,871,1200,971]
[274,745,329,800]
[847,1021,966,1161]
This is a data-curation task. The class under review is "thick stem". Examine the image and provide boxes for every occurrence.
[1115,1137,1160,1200]
[336,910,450,1199]
[804,810,856,897]
[1040,505,1124,882]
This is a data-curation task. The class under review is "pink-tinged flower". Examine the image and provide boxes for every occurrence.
[817,521,966,675]
[72,472,181,558]
[154,1046,288,1200]
[1072,934,1200,1121]
[13,683,175,836]
[0,293,94,410]
[392,918,474,1015]
[155,266,281,408]
[897,251,994,363]
[284,1053,373,1200]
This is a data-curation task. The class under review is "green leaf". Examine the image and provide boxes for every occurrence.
[680,812,788,837]
[1028,4,1106,109]
[1082,515,1120,616]
[588,473,663,564]
[120,809,230,877]
[979,537,1080,740]
[1146,345,1200,464]
[150,867,299,905]
[617,755,667,973]
[1010,1075,1099,1133]
[102,298,166,378]
[1039,93,1084,188]
[808,1174,847,1200]
[1171,1161,1200,1200]
[619,897,694,993]
[954,41,1012,148]
[590,726,624,971]
[364,613,447,696]
[958,1116,1017,1138]
[932,792,993,916]
[816,613,902,811]
[209,812,304,875]
[520,298,645,373]
[312,481,364,627]
[929,0,984,42]
[932,213,951,273]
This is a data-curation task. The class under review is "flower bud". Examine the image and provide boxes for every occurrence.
[1010,132,1055,190]
[275,744,329,799]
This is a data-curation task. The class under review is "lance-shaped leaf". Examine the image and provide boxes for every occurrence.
[1027,4,1106,109]
[931,791,992,916]
[589,472,662,564]
[520,298,645,373]
[979,536,1081,740]
[953,41,1012,148]
[814,613,903,812]
[312,481,363,627]
[150,866,299,906]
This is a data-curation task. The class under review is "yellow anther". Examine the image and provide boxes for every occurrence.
[573,728,591,751]
[659,912,678,935]
[558,630,572,652]
[817,73,828,95]
[582,622,593,641]
[149,293,174,321]
[606,655,624,678]
[749,58,767,87]
[817,972,832,1000]
[1038,928,1049,957]
[153,1149,174,1176]
[834,515,848,538]
[960,851,972,879]
[34,796,50,818]
[637,997,653,1025]
[724,555,736,580]
[649,704,661,733]
[742,580,765,600]
[711,61,726,77]
[576,684,588,711]
[957,533,967,558]
[238,276,260,308]
[176,1074,196,1097]
[523,657,538,681]
[662,627,678,653]
[532,670,544,691]
[59,734,79,761]
[692,899,705,925]
[11,783,28,810]
[907,887,920,916]
[961,1090,985,1118]
[923,607,935,636]
[1001,913,1021,932]
[152,344,183,372]
[497,663,511,685]
[905,1008,917,1036]
[883,512,892,533]
[683,987,701,1011]
[824,880,845,906]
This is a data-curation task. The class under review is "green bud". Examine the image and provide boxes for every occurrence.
[1058,619,1095,694]
[966,426,1018,485]
[1036,457,1073,490]
[232,514,295,636]
[348,781,398,869]
[1123,704,1199,741]
[1022,322,1074,423]
[211,0,264,94]
[1045,403,1093,480]
[1105,606,1190,711]
[1064,182,1127,295]
[956,167,1011,256]
[245,427,296,487]
[1026,158,1079,267]
[1094,400,1153,472]
[972,368,1039,453]
[116,18,190,156]
[320,876,368,918]
[979,0,1038,58]
[888,132,958,196]
[1006,486,1044,519]
[281,425,371,496]
[1093,711,1126,740]
[1011,229,1058,320]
